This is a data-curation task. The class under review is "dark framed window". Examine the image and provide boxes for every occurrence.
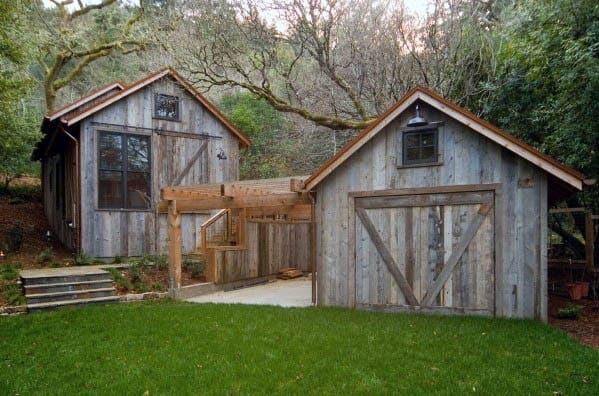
[98,131,151,210]
[402,129,438,165]
[154,93,180,121]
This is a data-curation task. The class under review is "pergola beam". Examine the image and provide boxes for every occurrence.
[158,193,310,213]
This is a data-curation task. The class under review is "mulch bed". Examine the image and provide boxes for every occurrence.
[0,194,72,268]
[111,267,206,295]
[549,293,599,349]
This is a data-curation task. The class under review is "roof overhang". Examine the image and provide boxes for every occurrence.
[62,68,251,147]
[303,87,586,191]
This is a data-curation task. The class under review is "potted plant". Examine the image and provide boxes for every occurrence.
[566,282,583,300]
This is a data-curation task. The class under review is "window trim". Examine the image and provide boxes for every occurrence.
[96,130,152,211]
[153,93,180,122]
[397,121,444,168]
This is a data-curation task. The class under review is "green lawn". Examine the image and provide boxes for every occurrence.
[0,301,597,395]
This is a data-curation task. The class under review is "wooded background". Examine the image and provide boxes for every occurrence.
[1,0,597,210]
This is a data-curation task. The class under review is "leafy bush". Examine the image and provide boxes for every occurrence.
[128,261,144,284]
[0,263,25,306]
[36,247,54,264]
[74,253,93,266]
[112,256,123,264]
[49,261,63,268]
[557,304,583,319]
[8,196,24,205]
[4,224,24,252]
[108,268,132,291]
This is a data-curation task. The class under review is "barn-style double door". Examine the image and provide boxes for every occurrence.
[353,189,495,315]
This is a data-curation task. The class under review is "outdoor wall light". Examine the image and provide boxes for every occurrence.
[217,148,227,160]
[407,105,428,127]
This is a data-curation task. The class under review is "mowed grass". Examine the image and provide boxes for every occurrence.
[0,301,597,395]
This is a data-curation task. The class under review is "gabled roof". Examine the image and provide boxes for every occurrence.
[54,68,251,147]
[303,86,586,191]
[46,81,125,121]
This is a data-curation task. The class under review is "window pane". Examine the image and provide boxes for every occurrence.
[421,133,435,146]
[421,146,435,161]
[127,172,150,209]
[99,133,122,170]
[405,134,419,148]
[127,135,150,172]
[155,94,179,120]
[406,147,420,161]
[99,170,122,208]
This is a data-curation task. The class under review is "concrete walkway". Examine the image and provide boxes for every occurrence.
[186,277,312,307]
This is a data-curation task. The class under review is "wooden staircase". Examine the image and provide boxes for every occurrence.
[21,268,119,312]
[199,208,246,282]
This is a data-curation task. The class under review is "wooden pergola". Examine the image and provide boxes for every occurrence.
[158,176,316,302]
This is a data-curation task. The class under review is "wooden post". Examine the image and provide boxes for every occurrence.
[168,200,182,291]
[586,211,594,270]
[310,196,317,305]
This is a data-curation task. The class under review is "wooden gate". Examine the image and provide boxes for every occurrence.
[352,189,496,315]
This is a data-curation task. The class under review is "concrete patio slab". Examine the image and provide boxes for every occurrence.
[185,277,312,307]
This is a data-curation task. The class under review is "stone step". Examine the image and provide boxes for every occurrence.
[26,288,116,305]
[24,280,114,295]
[27,295,121,313]
[21,268,112,286]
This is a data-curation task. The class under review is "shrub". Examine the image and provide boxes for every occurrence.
[128,261,144,284]
[74,253,93,266]
[4,224,24,252]
[557,304,583,319]
[112,256,123,264]
[36,247,54,264]
[151,282,163,292]
[8,196,25,205]
[49,261,63,268]
[0,263,25,306]
[108,268,131,291]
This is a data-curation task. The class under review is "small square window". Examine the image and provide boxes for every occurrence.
[402,129,438,165]
[154,94,180,121]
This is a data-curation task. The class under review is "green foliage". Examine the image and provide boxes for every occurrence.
[0,303,598,394]
[108,268,132,291]
[4,224,25,253]
[0,1,41,183]
[49,261,63,268]
[482,0,599,210]
[36,248,54,264]
[557,304,584,319]
[220,93,291,179]
[128,261,144,284]
[0,263,25,306]
[74,253,94,266]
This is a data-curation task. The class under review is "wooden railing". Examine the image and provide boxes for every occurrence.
[201,208,247,282]
[200,209,230,256]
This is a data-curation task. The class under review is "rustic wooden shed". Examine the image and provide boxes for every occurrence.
[33,68,250,258]
[301,87,588,320]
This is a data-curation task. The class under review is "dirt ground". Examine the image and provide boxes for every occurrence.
[0,190,73,268]
[548,293,599,349]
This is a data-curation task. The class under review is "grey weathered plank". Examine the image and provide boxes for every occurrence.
[355,208,419,306]
[421,203,493,306]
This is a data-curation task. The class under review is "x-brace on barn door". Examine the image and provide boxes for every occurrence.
[353,190,495,314]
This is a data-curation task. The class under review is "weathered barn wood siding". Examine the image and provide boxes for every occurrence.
[79,76,240,257]
[316,102,547,320]
[215,221,311,283]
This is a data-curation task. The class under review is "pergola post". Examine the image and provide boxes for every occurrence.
[310,194,317,305]
[168,200,182,292]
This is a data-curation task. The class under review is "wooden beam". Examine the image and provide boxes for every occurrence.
[290,178,305,192]
[167,201,182,290]
[356,208,419,306]
[157,193,310,213]
[355,191,493,209]
[222,183,274,197]
[420,203,492,306]
[349,184,502,198]
[160,188,221,201]
[548,207,586,214]
[245,205,311,218]
[310,198,316,305]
